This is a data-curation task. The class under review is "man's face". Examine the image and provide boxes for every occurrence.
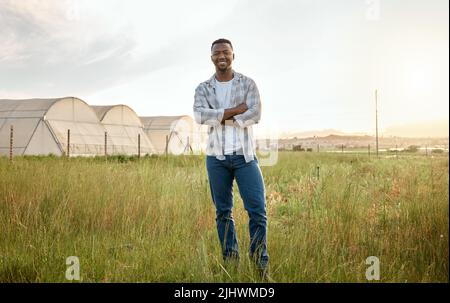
[211,43,234,72]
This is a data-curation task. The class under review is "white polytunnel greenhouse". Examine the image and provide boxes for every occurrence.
[140,115,207,155]
[92,105,155,155]
[0,97,106,156]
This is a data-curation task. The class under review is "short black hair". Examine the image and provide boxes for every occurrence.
[211,38,233,51]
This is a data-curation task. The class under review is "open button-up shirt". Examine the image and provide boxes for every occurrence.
[193,71,261,163]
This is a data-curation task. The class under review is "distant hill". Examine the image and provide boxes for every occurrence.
[279,129,369,139]
[278,120,449,139]
[317,134,374,141]
[382,120,449,138]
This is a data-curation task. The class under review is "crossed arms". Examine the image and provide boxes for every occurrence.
[221,103,248,124]
[193,79,261,128]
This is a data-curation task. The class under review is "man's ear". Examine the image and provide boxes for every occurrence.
[233,53,235,60]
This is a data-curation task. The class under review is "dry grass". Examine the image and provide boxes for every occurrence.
[0,152,448,282]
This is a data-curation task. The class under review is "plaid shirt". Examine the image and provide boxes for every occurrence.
[193,71,261,162]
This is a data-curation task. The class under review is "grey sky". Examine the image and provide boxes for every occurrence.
[0,0,448,136]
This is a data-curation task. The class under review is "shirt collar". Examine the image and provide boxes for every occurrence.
[207,70,242,88]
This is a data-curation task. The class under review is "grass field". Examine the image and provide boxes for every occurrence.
[0,152,448,282]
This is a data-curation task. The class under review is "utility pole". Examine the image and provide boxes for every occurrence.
[375,89,379,158]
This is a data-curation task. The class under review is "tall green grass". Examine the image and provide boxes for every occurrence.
[0,152,448,282]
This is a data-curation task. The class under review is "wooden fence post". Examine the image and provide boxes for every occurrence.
[67,129,70,157]
[104,131,108,157]
[165,135,169,156]
[9,125,13,162]
[138,134,141,158]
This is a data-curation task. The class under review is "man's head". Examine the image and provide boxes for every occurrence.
[211,38,234,72]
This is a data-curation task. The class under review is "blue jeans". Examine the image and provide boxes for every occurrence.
[206,154,269,269]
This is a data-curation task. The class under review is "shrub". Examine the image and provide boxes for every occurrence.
[404,145,419,153]
[432,149,444,154]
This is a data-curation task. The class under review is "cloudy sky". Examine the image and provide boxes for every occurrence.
[0,0,448,137]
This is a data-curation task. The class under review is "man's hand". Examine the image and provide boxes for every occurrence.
[221,103,248,123]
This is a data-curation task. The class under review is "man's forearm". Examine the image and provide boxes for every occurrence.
[221,107,239,123]
[221,103,248,123]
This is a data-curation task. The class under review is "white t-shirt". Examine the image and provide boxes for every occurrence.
[215,77,242,154]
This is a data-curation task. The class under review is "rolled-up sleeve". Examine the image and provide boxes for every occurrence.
[193,84,224,126]
[233,80,261,128]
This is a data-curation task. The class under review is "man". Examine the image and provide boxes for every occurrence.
[193,38,269,277]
